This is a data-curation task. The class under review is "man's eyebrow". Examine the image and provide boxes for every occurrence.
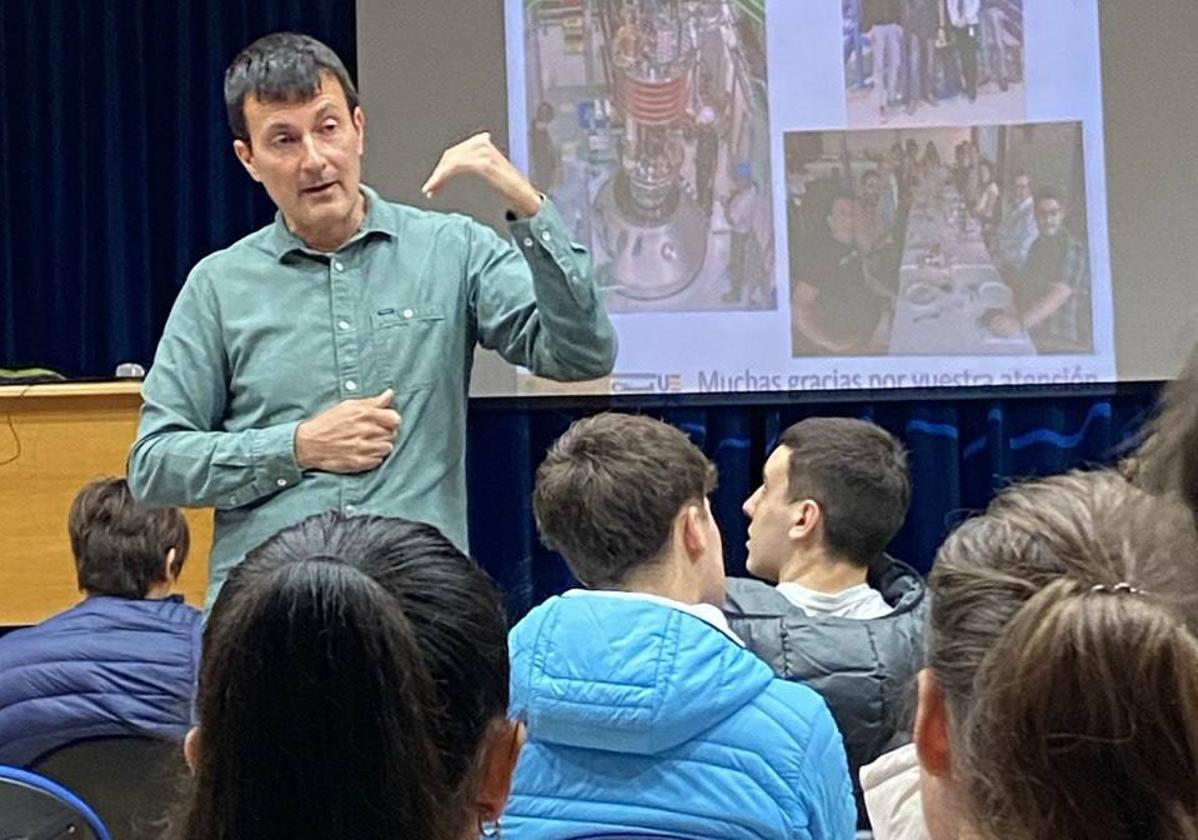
[261,118,298,136]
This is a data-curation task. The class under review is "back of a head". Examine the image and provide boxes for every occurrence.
[927,470,1198,840]
[778,417,911,567]
[533,412,716,587]
[1138,342,1198,523]
[180,512,509,840]
[69,477,189,598]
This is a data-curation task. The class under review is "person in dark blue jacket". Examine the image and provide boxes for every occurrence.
[506,413,857,839]
[0,478,201,766]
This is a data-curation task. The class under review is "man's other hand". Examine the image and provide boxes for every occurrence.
[294,389,401,473]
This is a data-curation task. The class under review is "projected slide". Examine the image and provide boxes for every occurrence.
[505,0,1112,395]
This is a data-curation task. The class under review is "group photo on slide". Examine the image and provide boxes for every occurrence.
[2,1,1198,840]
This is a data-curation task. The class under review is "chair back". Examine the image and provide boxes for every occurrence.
[32,736,186,840]
[0,765,112,840]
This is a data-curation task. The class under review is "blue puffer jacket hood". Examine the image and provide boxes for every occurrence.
[514,593,773,755]
[507,592,857,840]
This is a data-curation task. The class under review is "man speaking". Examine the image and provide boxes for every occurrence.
[128,33,616,605]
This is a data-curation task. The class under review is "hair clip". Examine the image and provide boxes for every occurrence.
[1090,582,1141,595]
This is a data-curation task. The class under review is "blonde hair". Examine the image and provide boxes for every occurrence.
[928,470,1198,839]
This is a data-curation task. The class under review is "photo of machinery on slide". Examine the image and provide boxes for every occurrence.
[518,0,775,313]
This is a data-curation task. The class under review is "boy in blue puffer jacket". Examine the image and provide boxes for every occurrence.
[505,413,856,840]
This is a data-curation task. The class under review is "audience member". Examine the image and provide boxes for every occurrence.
[867,469,1198,839]
[987,186,1089,350]
[0,479,199,767]
[505,413,856,839]
[724,418,926,829]
[175,513,517,840]
[1137,341,1198,523]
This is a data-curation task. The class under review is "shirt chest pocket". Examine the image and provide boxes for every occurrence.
[369,303,446,376]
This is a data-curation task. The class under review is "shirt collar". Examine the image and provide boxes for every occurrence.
[562,588,745,646]
[265,183,398,262]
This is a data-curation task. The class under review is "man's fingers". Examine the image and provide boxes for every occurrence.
[370,408,402,432]
[368,388,395,408]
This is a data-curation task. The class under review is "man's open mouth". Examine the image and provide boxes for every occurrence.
[302,182,337,195]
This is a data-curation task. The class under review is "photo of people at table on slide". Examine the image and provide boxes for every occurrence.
[785,121,1090,358]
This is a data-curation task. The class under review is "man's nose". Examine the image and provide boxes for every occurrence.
[300,134,326,171]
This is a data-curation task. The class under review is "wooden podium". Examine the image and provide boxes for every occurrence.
[0,382,211,626]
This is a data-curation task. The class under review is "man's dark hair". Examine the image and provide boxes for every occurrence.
[68,478,189,598]
[224,32,360,143]
[778,417,911,567]
[533,413,717,588]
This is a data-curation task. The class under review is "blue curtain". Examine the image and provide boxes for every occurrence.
[469,388,1159,619]
[0,0,356,376]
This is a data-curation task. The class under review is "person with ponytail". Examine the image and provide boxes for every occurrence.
[1137,341,1198,524]
[908,470,1198,840]
[176,512,520,840]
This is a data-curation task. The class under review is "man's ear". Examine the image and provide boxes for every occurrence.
[788,498,821,542]
[164,547,178,583]
[680,503,709,563]
[183,726,200,773]
[914,668,953,777]
[352,105,366,156]
[233,139,261,182]
[475,720,525,826]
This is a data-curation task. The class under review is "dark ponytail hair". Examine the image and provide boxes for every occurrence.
[928,470,1198,840]
[179,513,510,840]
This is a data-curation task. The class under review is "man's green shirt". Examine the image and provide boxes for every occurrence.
[129,187,616,605]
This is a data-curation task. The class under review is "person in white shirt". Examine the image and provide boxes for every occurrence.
[723,416,926,831]
[739,417,913,618]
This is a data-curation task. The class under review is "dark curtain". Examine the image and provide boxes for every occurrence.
[0,0,356,376]
[469,387,1160,620]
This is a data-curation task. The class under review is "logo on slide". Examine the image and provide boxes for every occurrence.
[611,373,683,394]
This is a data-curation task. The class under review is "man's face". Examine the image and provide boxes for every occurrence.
[1013,175,1032,205]
[233,72,365,239]
[828,197,857,244]
[1035,197,1065,237]
[742,446,798,581]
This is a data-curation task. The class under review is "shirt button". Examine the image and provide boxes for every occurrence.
[345,504,357,514]
[276,478,288,487]
[228,496,238,505]
[541,230,552,242]
[345,380,357,391]
[402,308,414,319]
[337,320,350,331]
[333,260,345,272]
[523,237,534,248]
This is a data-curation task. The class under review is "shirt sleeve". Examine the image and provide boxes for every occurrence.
[127,268,303,510]
[466,198,617,382]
